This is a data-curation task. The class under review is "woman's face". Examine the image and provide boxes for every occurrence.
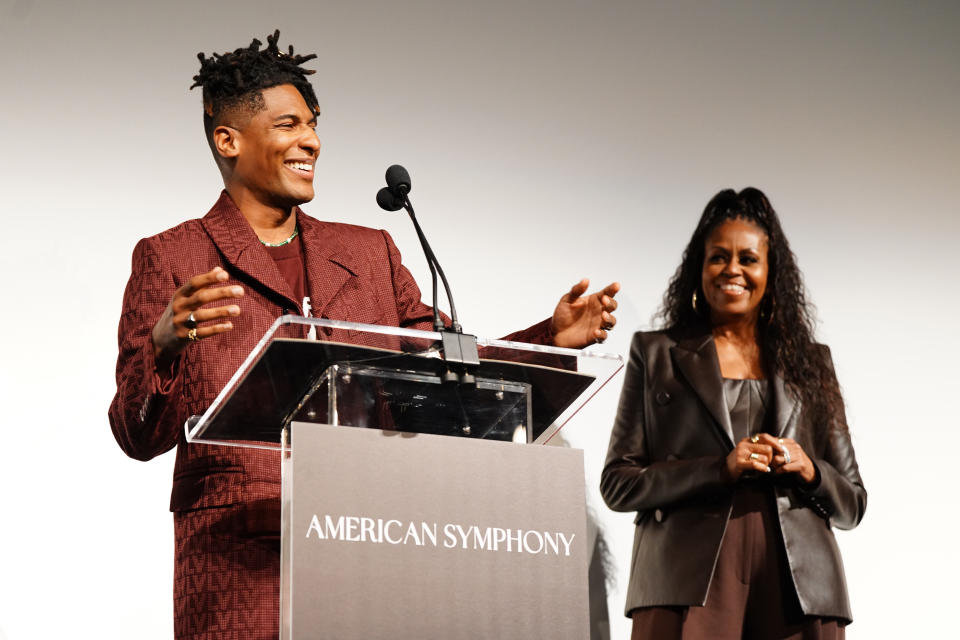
[701,218,769,324]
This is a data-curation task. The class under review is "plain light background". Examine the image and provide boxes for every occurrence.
[1,1,957,638]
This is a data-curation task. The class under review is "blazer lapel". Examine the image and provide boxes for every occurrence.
[297,213,360,318]
[770,374,800,438]
[671,332,735,448]
[201,191,300,309]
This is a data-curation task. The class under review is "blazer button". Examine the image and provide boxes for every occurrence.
[654,509,664,522]
[655,391,671,406]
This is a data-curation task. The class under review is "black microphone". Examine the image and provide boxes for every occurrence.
[377,164,411,211]
[375,164,478,379]
[376,187,404,212]
[385,164,411,196]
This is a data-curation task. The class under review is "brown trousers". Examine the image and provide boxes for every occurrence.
[631,487,845,640]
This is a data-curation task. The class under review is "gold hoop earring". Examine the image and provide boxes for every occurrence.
[691,290,700,314]
[760,296,776,322]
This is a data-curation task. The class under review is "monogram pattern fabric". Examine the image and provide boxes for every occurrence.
[109,192,554,638]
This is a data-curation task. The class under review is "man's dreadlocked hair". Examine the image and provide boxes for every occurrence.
[190,30,321,142]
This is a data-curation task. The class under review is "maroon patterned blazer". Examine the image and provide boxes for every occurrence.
[109,192,554,638]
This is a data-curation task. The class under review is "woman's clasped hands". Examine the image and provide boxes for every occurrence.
[725,433,816,484]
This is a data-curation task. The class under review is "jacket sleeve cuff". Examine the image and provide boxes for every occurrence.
[796,461,823,492]
[792,461,832,520]
[141,339,184,419]
[500,317,556,346]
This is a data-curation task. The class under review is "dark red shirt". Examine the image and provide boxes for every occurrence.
[264,232,306,304]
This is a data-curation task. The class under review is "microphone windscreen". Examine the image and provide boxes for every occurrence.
[385,164,411,194]
[376,187,404,211]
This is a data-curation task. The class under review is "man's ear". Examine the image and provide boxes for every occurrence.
[212,125,240,160]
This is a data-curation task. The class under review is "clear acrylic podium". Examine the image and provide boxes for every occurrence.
[185,316,623,639]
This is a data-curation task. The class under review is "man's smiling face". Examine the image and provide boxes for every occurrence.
[226,84,320,209]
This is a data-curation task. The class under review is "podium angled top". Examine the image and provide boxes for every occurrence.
[186,316,623,449]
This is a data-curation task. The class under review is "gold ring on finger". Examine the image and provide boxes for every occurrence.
[749,452,760,461]
[750,434,760,444]
[778,437,784,446]
[187,328,199,342]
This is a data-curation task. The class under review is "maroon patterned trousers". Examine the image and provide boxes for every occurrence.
[174,498,282,640]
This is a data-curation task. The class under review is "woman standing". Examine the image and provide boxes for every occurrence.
[601,188,866,639]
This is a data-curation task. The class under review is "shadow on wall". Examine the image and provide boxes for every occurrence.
[549,432,614,640]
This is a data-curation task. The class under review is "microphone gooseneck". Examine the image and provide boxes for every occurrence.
[376,165,443,332]
[375,164,477,380]
[403,195,460,333]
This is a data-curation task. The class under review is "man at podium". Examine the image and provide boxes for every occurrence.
[108,30,618,640]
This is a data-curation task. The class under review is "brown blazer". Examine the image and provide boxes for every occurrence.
[600,329,866,622]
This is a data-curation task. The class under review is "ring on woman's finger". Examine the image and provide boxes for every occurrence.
[187,328,199,342]
[750,434,760,444]
[185,312,198,329]
[778,437,784,446]
[749,452,760,461]
[783,448,792,464]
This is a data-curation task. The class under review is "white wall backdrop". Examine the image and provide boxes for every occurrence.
[1,1,957,637]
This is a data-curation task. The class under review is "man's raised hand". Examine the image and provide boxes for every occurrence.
[151,266,244,366]
[551,279,620,349]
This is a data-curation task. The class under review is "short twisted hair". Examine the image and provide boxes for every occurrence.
[190,30,320,140]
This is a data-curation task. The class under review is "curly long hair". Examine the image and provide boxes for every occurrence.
[657,187,845,435]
